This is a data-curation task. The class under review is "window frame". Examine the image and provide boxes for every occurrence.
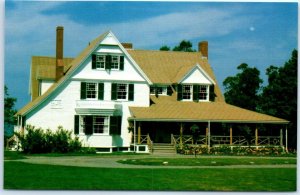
[86,82,98,100]
[182,84,193,100]
[198,85,209,101]
[79,115,110,135]
[150,85,168,96]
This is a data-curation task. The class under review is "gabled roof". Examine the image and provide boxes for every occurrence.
[127,50,224,102]
[178,64,216,85]
[30,56,74,100]
[129,96,289,124]
[17,31,111,116]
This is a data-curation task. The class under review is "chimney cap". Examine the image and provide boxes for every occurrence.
[56,26,64,30]
[198,41,208,59]
[121,42,133,49]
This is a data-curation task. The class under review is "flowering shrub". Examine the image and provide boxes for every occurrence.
[16,125,84,154]
[177,144,287,156]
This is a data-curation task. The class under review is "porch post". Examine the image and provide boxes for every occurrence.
[285,126,288,153]
[207,121,211,153]
[229,125,233,145]
[280,128,283,146]
[180,123,183,150]
[255,126,258,149]
[133,120,136,152]
[138,122,141,144]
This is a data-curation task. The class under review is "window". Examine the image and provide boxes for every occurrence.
[86,83,97,99]
[93,116,109,134]
[177,84,210,101]
[92,54,124,70]
[199,85,208,100]
[95,55,105,69]
[182,85,192,100]
[111,83,134,101]
[150,85,172,96]
[80,82,104,100]
[117,84,127,100]
[74,115,121,135]
[111,56,120,70]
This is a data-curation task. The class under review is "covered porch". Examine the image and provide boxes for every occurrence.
[129,98,289,154]
[130,120,288,154]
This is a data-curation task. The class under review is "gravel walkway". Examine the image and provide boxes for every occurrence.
[11,154,297,169]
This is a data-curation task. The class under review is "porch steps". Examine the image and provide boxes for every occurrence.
[152,143,176,155]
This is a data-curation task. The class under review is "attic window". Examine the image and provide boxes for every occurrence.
[150,85,173,96]
[92,54,124,70]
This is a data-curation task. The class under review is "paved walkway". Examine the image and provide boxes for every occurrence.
[10,154,297,169]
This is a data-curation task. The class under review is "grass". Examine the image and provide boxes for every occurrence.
[118,157,297,166]
[4,161,296,191]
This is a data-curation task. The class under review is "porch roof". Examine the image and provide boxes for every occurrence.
[129,96,289,124]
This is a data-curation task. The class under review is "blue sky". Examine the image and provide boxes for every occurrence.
[4,1,298,109]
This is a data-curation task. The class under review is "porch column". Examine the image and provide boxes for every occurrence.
[255,126,258,148]
[229,125,233,145]
[179,123,183,149]
[280,128,283,146]
[134,120,136,152]
[207,121,211,153]
[285,126,288,153]
[138,122,141,144]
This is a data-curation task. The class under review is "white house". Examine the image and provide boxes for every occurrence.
[15,27,289,153]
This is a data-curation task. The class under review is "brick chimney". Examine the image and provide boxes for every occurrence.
[56,26,64,81]
[198,41,208,59]
[121,42,133,49]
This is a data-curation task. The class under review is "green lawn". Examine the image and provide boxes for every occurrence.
[4,161,296,191]
[118,157,297,166]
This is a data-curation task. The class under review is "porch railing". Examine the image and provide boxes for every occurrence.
[172,135,282,147]
[134,134,153,153]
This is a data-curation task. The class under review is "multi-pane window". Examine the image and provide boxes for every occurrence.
[150,86,168,95]
[95,55,105,69]
[199,85,208,100]
[182,85,192,100]
[92,54,124,70]
[111,56,120,70]
[117,84,127,100]
[86,83,97,99]
[75,115,122,135]
[93,116,109,134]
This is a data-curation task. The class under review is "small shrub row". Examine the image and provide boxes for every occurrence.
[16,125,84,154]
[177,144,289,156]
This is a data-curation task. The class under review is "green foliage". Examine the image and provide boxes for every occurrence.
[159,40,196,52]
[223,63,263,111]
[159,45,170,51]
[4,85,17,140]
[16,125,83,154]
[259,49,297,148]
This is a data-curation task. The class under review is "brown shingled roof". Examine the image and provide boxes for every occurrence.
[127,50,224,102]
[30,56,74,100]
[129,96,289,124]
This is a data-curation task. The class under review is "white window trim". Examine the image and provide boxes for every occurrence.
[95,54,106,70]
[110,55,120,70]
[198,85,209,101]
[116,83,128,101]
[86,82,98,100]
[150,85,168,96]
[182,84,193,101]
[79,115,110,135]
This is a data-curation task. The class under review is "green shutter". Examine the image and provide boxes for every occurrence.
[105,55,111,70]
[80,82,87,100]
[167,86,173,96]
[84,116,93,135]
[98,83,104,100]
[119,56,124,70]
[74,115,79,135]
[193,85,199,102]
[110,116,122,135]
[111,83,117,100]
[92,54,96,69]
[177,84,183,101]
[128,84,134,101]
[209,85,216,102]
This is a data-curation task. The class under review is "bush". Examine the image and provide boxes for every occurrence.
[16,125,83,154]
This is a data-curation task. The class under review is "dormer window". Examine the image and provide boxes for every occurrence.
[178,84,210,101]
[150,85,173,96]
[95,55,105,69]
